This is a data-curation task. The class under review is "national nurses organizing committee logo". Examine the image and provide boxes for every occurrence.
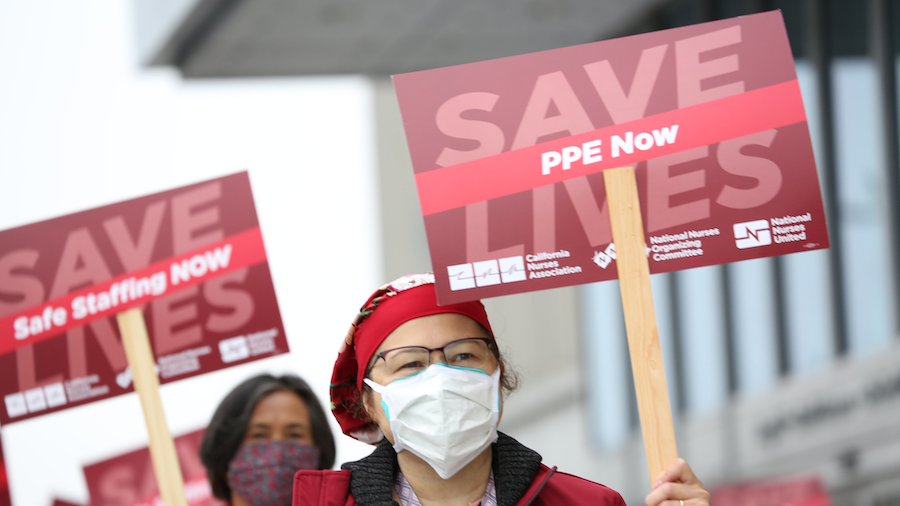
[733,219,772,249]
[447,256,526,291]
[592,243,617,269]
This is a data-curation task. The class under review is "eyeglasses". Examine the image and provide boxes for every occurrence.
[371,337,496,379]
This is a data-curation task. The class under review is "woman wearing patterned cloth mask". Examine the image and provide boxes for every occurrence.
[294,273,711,506]
[200,374,336,506]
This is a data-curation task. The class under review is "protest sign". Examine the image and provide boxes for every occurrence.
[1,172,288,506]
[394,10,829,482]
[393,10,828,306]
[83,429,224,506]
[0,172,288,425]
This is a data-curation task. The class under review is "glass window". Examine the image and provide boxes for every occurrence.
[582,273,683,448]
[581,281,632,448]
[780,61,837,375]
[675,265,729,413]
[728,258,780,393]
[831,56,894,355]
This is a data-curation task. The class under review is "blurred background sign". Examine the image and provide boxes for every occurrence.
[0,437,10,506]
[711,475,830,506]
[82,429,223,506]
[51,500,83,506]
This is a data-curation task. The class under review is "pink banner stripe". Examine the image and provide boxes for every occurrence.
[0,227,267,356]
[415,80,806,216]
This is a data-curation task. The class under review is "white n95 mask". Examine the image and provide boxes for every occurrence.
[364,363,501,479]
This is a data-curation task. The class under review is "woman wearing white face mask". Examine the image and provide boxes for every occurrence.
[294,273,711,506]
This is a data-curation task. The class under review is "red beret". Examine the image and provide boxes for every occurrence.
[329,273,493,443]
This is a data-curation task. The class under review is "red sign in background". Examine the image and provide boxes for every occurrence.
[711,476,830,506]
[0,172,289,424]
[83,429,225,506]
[53,500,85,506]
[393,11,829,305]
[0,437,10,506]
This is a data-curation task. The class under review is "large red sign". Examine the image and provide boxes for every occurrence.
[83,429,225,506]
[0,172,289,424]
[393,11,829,304]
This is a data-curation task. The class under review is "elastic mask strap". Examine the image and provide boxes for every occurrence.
[362,377,406,453]
[487,366,502,413]
[362,378,396,421]
[363,378,385,394]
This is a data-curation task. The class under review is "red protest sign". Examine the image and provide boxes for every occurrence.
[393,10,829,305]
[83,429,224,506]
[0,172,288,424]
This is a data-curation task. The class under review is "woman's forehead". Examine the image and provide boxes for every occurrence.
[377,313,489,352]
[249,390,310,423]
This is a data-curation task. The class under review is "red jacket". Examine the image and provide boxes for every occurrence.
[293,433,625,506]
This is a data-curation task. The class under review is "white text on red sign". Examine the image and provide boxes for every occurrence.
[541,125,680,175]
[12,244,234,341]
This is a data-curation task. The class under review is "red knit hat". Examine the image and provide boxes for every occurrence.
[329,273,494,443]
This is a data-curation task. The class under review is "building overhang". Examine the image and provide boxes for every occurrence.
[136,0,667,78]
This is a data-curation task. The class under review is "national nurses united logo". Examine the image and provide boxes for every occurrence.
[733,214,814,249]
[733,220,772,249]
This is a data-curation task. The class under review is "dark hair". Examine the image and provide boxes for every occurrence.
[199,374,336,501]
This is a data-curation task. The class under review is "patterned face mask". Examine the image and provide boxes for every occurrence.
[226,440,321,506]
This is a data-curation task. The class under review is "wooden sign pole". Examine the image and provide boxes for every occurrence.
[602,166,678,484]
[117,308,189,506]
